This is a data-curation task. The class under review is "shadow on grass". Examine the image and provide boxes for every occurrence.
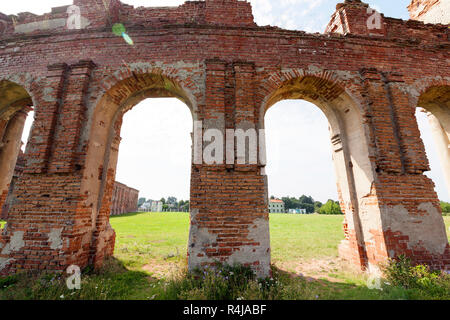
[0,257,155,300]
[0,257,441,300]
[269,266,386,300]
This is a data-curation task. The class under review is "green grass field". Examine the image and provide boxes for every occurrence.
[111,213,450,267]
[0,213,449,300]
[111,212,346,269]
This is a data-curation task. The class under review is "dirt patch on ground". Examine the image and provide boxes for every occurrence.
[142,256,362,284]
[273,257,359,283]
[142,259,185,279]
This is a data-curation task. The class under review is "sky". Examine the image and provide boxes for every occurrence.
[6,0,449,203]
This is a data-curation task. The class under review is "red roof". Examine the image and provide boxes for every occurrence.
[270,199,284,203]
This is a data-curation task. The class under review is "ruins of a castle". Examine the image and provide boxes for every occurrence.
[0,0,448,276]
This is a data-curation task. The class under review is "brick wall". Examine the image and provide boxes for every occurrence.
[110,181,139,216]
[0,0,448,276]
[0,150,25,220]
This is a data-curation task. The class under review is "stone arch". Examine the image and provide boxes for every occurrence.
[86,62,203,118]
[414,81,450,199]
[0,80,33,219]
[81,71,197,267]
[258,71,377,269]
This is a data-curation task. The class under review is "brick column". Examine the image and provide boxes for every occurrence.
[0,62,98,275]
[88,116,122,267]
[357,68,449,271]
[49,60,96,173]
[188,60,270,278]
[25,63,68,174]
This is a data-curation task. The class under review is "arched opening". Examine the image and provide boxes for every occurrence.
[415,85,450,201]
[82,72,196,272]
[110,97,193,275]
[0,80,34,221]
[261,75,376,274]
[264,100,343,275]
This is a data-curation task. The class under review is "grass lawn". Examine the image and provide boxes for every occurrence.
[0,214,448,300]
[111,212,345,269]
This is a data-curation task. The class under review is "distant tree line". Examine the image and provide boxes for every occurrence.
[441,201,450,216]
[271,194,343,215]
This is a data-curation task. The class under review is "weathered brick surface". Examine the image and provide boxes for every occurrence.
[408,0,449,24]
[0,149,25,219]
[110,182,139,216]
[0,0,448,276]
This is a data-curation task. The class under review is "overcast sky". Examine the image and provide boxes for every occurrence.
[5,0,448,203]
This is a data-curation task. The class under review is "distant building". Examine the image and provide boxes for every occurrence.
[269,199,285,213]
[288,208,307,214]
[110,182,139,216]
[139,199,163,212]
[151,200,163,212]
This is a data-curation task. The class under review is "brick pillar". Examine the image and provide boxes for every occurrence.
[49,60,96,173]
[356,68,450,271]
[25,63,68,173]
[88,115,123,267]
[188,60,270,278]
[0,61,98,275]
[332,132,369,269]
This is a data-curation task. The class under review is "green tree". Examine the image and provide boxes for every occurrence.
[314,201,323,213]
[281,197,299,210]
[281,195,317,213]
[160,198,166,205]
[319,199,343,215]
[180,200,190,212]
[441,201,450,215]
[167,196,177,205]
[299,195,314,205]
[299,203,314,213]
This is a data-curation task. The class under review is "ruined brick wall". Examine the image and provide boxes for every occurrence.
[0,0,448,276]
[408,0,450,24]
[0,149,25,220]
[110,181,139,216]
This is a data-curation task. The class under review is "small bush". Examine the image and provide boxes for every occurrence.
[161,263,283,300]
[0,275,19,290]
[382,255,450,299]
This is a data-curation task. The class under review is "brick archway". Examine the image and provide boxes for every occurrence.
[260,74,374,269]
[258,72,450,272]
[82,72,196,267]
[0,0,448,276]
